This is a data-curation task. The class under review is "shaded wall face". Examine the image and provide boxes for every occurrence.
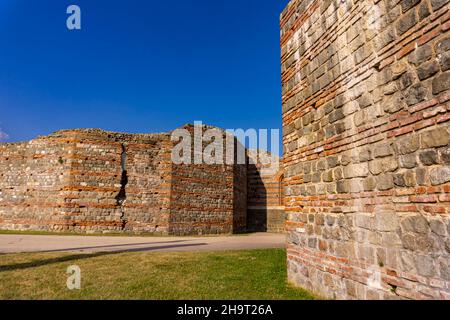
[282,0,450,299]
[169,126,247,235]
[247,152,286,233]
[170,164,236,235]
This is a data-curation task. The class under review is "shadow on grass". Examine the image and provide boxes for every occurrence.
[0,242,207,272]
[39,240,192,253]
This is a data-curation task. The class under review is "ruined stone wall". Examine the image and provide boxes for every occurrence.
[62,129,173,234]
[0,129,173,233]
[0,136,71,231]
[247,151,286,233]
[0,127,248,235]
[282,0,450,299]
[170,164,242,235]
[169,126,247,235]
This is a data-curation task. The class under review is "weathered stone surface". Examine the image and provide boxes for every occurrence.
[326,156,339,168]
[429,167,450,185]
[408,45,432,66]
[406,84,428,106]
[363,177,377,191]
[429,219,446,236]
[432,71,450,94]
[376,212,399,232]
[431,0,450,11]
[440,52,450,72]
[419,150,438,165]
[416,168,428,185]
[416,255,435,277]
[374,143,393,158]
[369,157,398,175]
[436,37,450,54]
[396,10,418,35]
[417,61,439,80]
[441,147,450,164]
[394,173,406,187]
[400,154,417,168]
[337,180,350,193]
[377,174,395,190]
[421,128,450,148]
[282,0,450,301]
[418,2,431,20]
[396,134,420,154]
[322,170,334,182]
[401,0,421,12]
[359,148,372,162]
[439,259,450,281]
[343,163,369,178]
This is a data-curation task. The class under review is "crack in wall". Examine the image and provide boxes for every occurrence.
[115,144,128,230]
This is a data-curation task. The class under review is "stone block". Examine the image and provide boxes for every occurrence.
[397,10,418,35]
[429,219,446,236]
[377,174,395,190]
[439,259,450,281]
[440,51,450,71]
[343,163,369,178]
[399,154,417,169]
[421,128,450,148]
[396,134,420,154]
[337,180,350,193]
[432,71,450,94]
[401,0,421,12]
[431,0,450,11]
[374,143,393,158]
[418,1,431,20]
[375,211,399,232]
[419,150,438,165]
[408,44,432,66]
[416,255,435,277]
[322,170,334,182]
[417,61,439,80]
[416,168,428,185]
[406,84,428,106]
[429,167,450,185]
[441,147,450,164]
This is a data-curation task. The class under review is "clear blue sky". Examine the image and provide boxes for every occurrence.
[0,0,289,143]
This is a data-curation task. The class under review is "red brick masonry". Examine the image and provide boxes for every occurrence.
[281,0,450,299]
[0,127,283,236]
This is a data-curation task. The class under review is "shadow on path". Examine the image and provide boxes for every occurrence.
[39,240,192,253]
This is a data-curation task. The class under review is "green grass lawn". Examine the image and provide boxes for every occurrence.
[0,249,315,300]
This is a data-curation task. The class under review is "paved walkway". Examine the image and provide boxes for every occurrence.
[0,233,285,254]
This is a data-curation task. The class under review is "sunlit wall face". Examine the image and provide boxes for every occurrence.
[282,0,450,301]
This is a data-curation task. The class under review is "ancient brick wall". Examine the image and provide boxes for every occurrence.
[282,0,450,299]
[0,127,249,235]
[169,125,247,235]
[0,136,71,231]
[0,129,173,233]
[247,151,286,233]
